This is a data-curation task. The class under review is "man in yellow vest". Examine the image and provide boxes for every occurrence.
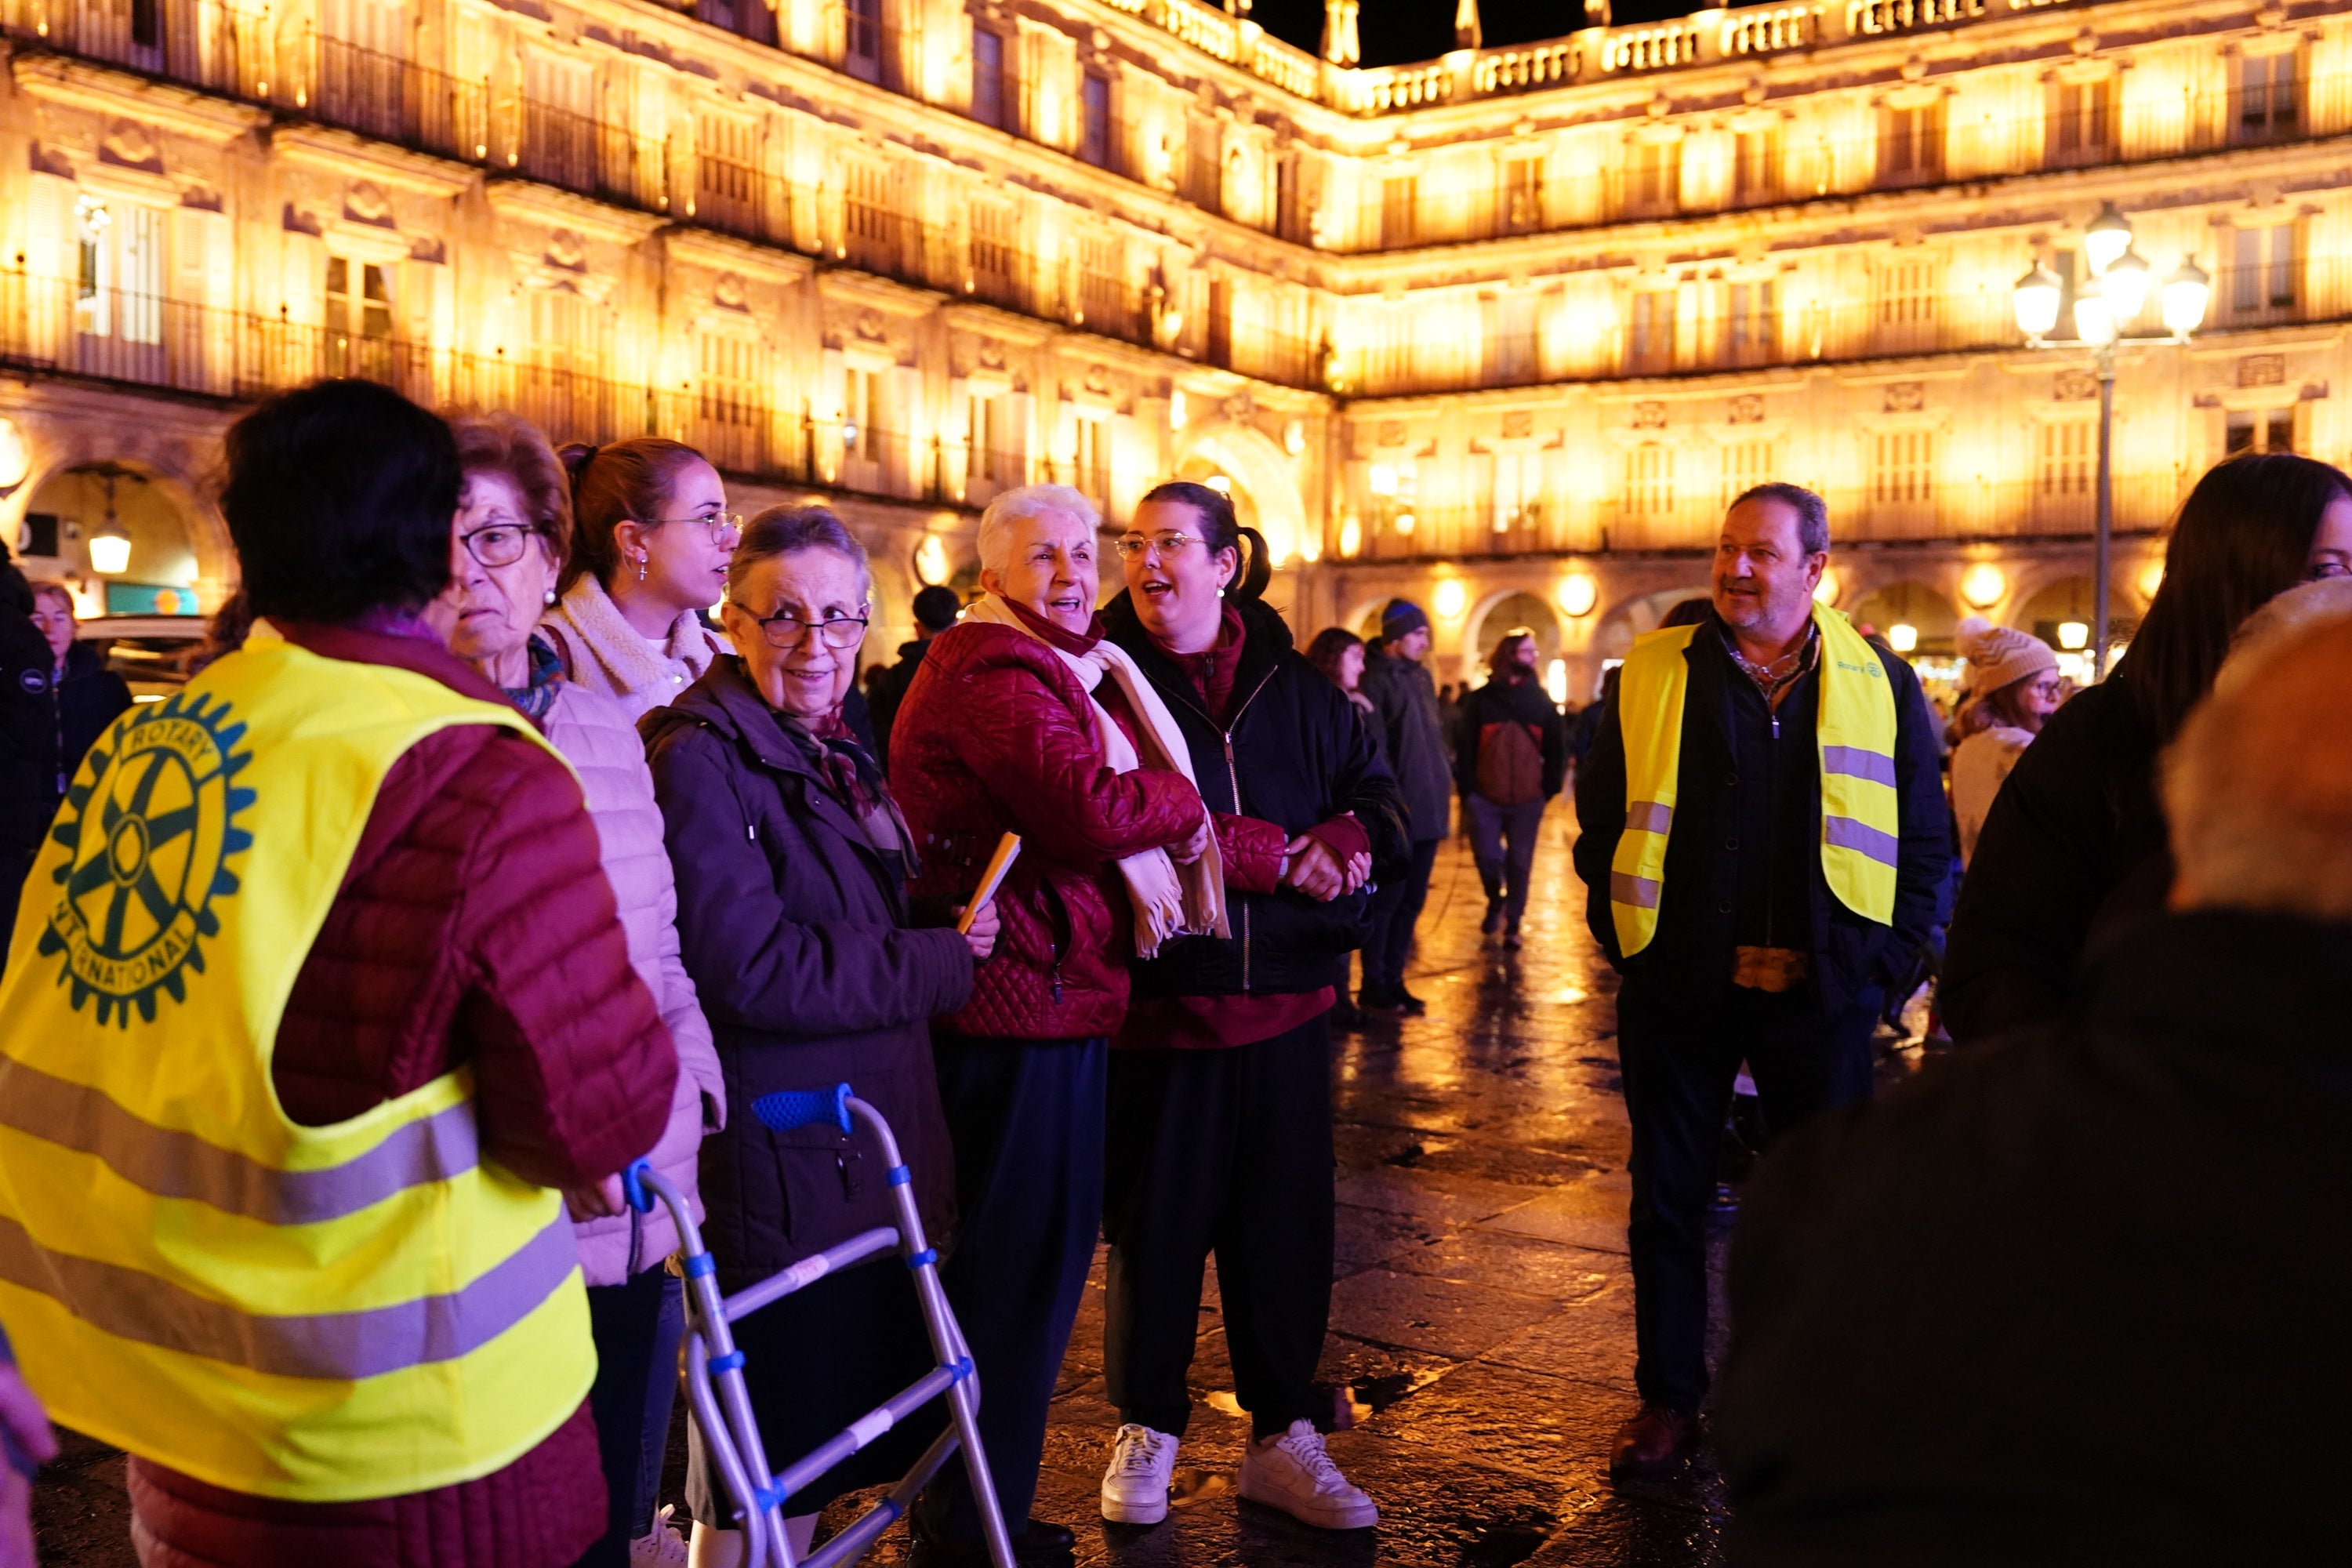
[1573,482,1949,1483]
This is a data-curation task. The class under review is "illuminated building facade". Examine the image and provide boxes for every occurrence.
[0,0,2337,681]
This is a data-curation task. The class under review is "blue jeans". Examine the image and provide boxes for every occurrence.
[581,1265,687,1563]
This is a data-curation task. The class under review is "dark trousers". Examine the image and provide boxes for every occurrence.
[1616,977,1879,1410]
[1102,1014,1334,1441]
[1363,837,1441,993]
[920,1034,1108,1544]
[1467,795,1547,927]
[580,1265,687,1565]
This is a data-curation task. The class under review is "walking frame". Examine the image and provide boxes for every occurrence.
[624,1083,1017,1568]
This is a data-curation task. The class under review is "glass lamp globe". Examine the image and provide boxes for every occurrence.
[2084,202,2132,276]
[2161,256,2212,339]
[2013,263,2063,339]
[2073,294,2118,347]
[2100,249,2151,325]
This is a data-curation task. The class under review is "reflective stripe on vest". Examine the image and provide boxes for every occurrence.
[1609,606,1902,957]
[0,628,596,1503]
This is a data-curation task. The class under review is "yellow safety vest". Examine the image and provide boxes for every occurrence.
[0,627,595,1502]
[1609,605,1902,957]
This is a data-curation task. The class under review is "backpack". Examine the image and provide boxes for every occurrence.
[1475,719,1545,806]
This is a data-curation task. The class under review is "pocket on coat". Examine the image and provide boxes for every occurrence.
[759,1066,902,1254]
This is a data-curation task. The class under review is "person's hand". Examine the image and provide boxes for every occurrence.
[1341,851,1372,895]
[955,899,1000,960]
[564,1174,628,1221]
[0,1365,47,1568]
[1280,835,1348,902]
[1170,816,1211,866]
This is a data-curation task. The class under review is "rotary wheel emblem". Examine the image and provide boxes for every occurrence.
[37,691,254,1025]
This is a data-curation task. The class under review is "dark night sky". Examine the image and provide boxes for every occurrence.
[1252,0,1699,68]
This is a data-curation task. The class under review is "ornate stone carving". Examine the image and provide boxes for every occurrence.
[1729,393,1764,423]
[343,182,393,225]
[1376,420,1407,446]
[2238,354,2286,387]
[1884,381,1925,412]
[977,338,1007,370]
[2053,368,2097,401]
[855,307,887,340]
[1632,400,1667,429]
[546,230,587,271]
[1085,363,1112,394]
[714,273,749,310]
[100,120,160,170]
[1501,410,1533,438]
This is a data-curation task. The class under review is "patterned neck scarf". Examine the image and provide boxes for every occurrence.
[500,634,565,721]
[782,707,919,877]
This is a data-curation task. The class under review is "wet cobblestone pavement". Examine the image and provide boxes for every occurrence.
[38,804,1927,1566]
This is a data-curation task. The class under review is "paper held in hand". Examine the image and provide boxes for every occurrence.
[956,833,1023,934]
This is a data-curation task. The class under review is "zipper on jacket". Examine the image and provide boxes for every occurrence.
[1225,730,1250,993]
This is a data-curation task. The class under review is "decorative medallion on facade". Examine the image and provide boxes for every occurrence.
[1729,394,1765,423]
[100,120,161,171]
[1883,381,1925,412]
[36,694,255,1027]
[546,230,587,272]
[1633,401,1668,428]
[344,182,393,225]
[855,307,887,340]
[2053,368,2097,401]
[1501,410,1534,438]
[977,339,1007,370]
[1085,364,1113,394]
[1376,421,1408,446]
[715,273,750,310]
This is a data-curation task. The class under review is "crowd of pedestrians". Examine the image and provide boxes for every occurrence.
[2,375,2350,1567]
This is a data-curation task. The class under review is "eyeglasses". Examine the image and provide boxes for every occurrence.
[2029,678,2066,699]
[459,522,542,569]
[639,511,745,549]
[753,610,870,651]
[1112,532,1204,560]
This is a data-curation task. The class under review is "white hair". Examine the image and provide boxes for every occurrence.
[976,484,1101,579]
[2164,614,2352,919]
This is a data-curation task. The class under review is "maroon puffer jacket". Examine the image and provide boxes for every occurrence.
[127,620,677,1568]
[891,620,1205,1040]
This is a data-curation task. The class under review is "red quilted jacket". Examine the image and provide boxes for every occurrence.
[128,619,676,1568]
[891,620,1205,1040]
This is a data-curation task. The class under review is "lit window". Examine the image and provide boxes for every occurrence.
[1879,101,1944,185]
[2231,223,2296,315]
[2226,407,2296,456]
[2238,52,2299,142]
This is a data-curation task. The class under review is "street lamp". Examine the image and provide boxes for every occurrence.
[2013,206,2209,680]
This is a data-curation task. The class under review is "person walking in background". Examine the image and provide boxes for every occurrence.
[1947,618,2062,867]
[1942,452,2352,1043]
[1357,599,1451,1011]
[27,582,130,795]
[541,437,739,721]
[1717,612,2352,1563]
[1094,481,1405,1535]
[0,379,677,1568]
[430,412,725,1568]
[1573,483,1948,1483]
[642,506,996,1566]
[1305,626,1376,735]
[868,582,963,773]
[1457,628,1566,949]
[891,484,1212,1567]
[0,556,56,948]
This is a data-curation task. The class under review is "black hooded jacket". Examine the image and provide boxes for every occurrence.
[1100,590,1408,1000]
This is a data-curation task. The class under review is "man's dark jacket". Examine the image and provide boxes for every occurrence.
[1101,590,1407,1000]
[1357,649,1452,840]
[865,637,927,773]
[1719,910,2352,1566]
[1455,673,1567,801]
[1572,615,1947,1015]
[0,609,57,943]
[52,640,132,787]
[1940,675,2169,1044]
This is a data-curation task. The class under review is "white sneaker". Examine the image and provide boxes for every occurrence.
[1101,1422,1180,1525]
[630,1505,691,1566]
[1238,1419,1379,1530]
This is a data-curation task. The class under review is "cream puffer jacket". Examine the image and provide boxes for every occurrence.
[545,678,726,1283]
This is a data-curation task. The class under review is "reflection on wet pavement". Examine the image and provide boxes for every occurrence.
[1006,808,1735,1567]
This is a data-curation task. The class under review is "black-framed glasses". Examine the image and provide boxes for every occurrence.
[754,610,870,651]
[459,522,540,569]
[638,511,744,549]
[1112,532,1204,560]
[2029,677,2066,699]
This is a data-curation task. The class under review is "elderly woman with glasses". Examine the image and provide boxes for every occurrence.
[542,437,743,721]
[887,484,1212,1566]
[643,505,998,1566]
[426,414,724,1566]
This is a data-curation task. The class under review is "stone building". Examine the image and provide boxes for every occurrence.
[0,0,2336,687]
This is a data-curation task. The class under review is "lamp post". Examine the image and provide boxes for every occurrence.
[2013,201,2210,680]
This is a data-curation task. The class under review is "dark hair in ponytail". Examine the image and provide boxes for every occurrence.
[1139,480,1272,601]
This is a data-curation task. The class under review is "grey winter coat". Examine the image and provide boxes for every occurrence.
[1359,649,1454,842]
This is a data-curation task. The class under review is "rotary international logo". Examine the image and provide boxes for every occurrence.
[38,691,255,1026]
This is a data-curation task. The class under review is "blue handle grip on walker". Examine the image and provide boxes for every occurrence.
[622,1156,655,1216]
[750,1083,854,1135]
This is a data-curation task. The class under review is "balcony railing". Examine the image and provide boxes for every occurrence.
[1334,474,2193,563]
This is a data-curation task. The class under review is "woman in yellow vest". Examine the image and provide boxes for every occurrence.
[0,379,678,1568]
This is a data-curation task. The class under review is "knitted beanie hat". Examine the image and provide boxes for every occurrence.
[1381,597,1430,640]
[1957,615,2059,695]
